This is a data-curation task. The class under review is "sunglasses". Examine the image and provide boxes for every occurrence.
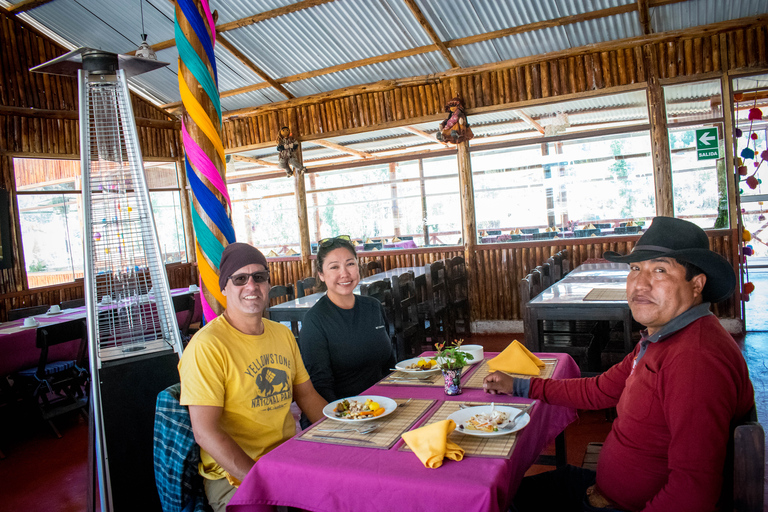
[228,271,270,286]
[319,235,351,248]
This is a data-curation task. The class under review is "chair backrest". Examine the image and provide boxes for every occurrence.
[295,277,317,298]
[530,268,543,297]
[732,421,765,511]
[445,256,468,304]
[390,271,423,359]
[8,305,50,321]
[425,260,449,312]
[518,274,534,318]
[34,319,88,377]
[547,254,562,282]
[537,263,551,289]
[60,298,86,310]
[366,260,383,277]
[360,279,394,333]
[364,242,383,251]
[558,249,570,275]
[268,283,295,306]
[172,294,196,336]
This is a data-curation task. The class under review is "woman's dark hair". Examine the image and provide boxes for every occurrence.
[316,237,357,274]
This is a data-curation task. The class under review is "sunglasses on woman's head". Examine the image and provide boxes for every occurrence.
[228,271,270,286]
[319,235,351,248]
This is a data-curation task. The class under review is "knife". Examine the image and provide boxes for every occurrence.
[311,435,377,444]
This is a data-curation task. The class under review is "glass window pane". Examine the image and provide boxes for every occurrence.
[664,79,723,124]
[145,162,179,189]
[149,191,187,263]
[473,132,655,243]
[14,158,81,192]
[228,178,299,256]
[18,193,83,287]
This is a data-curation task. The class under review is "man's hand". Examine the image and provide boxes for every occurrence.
[483,371,516,395]
[294,380,327,424]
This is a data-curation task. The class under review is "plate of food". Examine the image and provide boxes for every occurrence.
[323,395,398,423]
[447,405,530,437]
[394,357,440,379]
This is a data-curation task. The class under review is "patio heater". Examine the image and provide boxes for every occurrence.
[32,49,183,512]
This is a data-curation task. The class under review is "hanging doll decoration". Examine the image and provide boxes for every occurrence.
[276,126,307,177]
[436,97,474,144]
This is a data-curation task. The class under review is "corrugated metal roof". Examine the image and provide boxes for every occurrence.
[652,0,768,32]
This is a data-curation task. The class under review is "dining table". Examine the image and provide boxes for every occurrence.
[267,266,427,324]
[0,287,199,378]
[524,262,634,354]
[227,351,580,512]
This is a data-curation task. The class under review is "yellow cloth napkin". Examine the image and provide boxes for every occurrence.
[401,419,465,468]
[392,236,401,243]
[513,228,522,235]
[553,235,560,240]
[286,248,298,255]
[487,340,544,376]
[266,250,278,257]
[627,220,635,227]
[587,223,596,229]
[365,238,373,244]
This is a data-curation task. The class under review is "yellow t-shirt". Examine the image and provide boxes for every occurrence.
[178,316,310,484]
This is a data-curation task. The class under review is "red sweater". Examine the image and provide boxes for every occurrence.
[529,315,754,512]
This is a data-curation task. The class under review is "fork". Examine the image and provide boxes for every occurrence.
[502,401,537,430]
[316,425,378,434]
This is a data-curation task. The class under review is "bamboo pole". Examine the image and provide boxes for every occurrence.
[294,148,311,277]
[418,158,429,245]
[644,43,674,216]
[457,141,477,324]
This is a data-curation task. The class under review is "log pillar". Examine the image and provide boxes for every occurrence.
[457,141,477,323]
[389,163,401,236]
[719,34,738,230]
[294,146,311,277]
[418,159,429,245]
[175,155,196,264]
[644,43,674,217]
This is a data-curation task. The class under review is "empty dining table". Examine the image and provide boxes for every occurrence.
[524,262,633,355]
[267,266,426,323]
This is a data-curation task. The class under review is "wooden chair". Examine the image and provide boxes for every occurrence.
[557,249,570,275]
[295,277,317,298]
[365,260,383,277]
[536,263,551,289]
[8,305,50,321]
[13,319,89,437]
[445,256,470,336]
[547,253,562,282]
[582,409,764,512]
[420,261,453,346]
[60,298,85,310]
[360,278,395,339]
[390,271,425,361]
[172,294,196,340]
[267,284,298,335]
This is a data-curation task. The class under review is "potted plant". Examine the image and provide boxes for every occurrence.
[434,339,474,395]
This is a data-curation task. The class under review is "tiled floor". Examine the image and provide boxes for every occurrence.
[0,328,765,511]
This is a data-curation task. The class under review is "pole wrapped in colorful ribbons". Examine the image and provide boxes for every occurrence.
[175,0,235,320]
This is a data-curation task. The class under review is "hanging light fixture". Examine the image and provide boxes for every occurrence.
[135,0,157,60]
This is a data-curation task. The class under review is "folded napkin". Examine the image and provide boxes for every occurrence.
[392,236,401,242]
[587,223,596,229]
[402,419,464,468]
[553,235,560,240]
[266,250,279,257]
[286,248,298,255]
[365,238,373,243]
[513,228,522,235]
[487,340,545,376]
[480,230,487,237]
[626,220,635,227]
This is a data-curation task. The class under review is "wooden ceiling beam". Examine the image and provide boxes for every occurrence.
[513,110,546,134]
[403,0,458,68]
[7,0,57,14]
[401,126,447,146]
[231,155,280,168]
[637,0,652,35]
[217,35,294,99]
[312,139,375,159]
[129,0,336,56]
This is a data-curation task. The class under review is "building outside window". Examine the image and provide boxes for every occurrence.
[14,158,187,288]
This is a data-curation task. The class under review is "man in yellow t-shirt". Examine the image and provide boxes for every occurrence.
[178,243,327,512]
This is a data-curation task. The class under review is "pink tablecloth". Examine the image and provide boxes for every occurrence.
[228,352,580,512]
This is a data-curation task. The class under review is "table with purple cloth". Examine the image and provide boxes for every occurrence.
[0,287,199,377]
[355,240,418,251]
[228,352,579,512]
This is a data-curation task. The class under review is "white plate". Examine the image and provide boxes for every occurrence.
[448,405,530,437]
[323,395,398,423]
[394,357,441,379]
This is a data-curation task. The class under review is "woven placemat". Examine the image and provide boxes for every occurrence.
[400,401,530,458]
[583,288,627,301]
[298,398,435,449]
[463,358,558,388]
[378,370,443,387]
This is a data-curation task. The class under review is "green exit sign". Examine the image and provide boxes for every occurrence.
[696,127,719,160]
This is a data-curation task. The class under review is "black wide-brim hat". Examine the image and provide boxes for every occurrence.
[603,216,736,303]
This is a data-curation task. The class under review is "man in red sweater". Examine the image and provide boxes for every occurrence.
[484,217,754,512]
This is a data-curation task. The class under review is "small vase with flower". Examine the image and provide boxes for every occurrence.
[434,339,474,395]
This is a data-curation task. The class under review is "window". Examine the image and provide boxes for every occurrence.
[664,79,726,229]
[14,158,187,288]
